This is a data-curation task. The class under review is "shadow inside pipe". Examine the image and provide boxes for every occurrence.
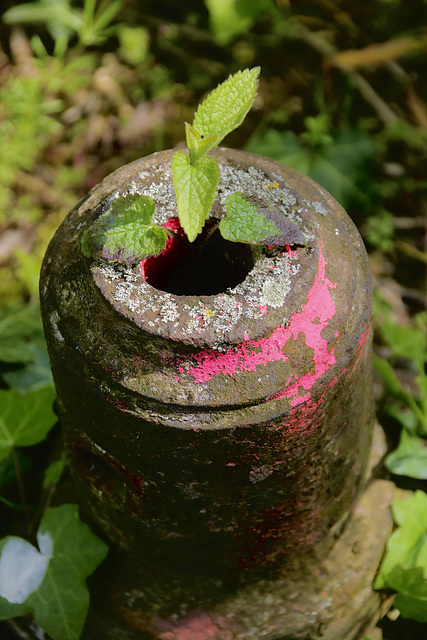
[142,218,255,296]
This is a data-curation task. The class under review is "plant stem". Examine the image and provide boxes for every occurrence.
[199,219,220,251]
[165,227,180,240]
[12,448,31,534]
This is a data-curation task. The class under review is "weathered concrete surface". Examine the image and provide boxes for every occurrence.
[39,148,382,638]
[81,425,394,640]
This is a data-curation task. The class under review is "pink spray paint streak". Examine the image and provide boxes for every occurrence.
[174,244,338,407]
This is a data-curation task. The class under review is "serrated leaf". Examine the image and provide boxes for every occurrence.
[0,387,56,462]
[193,67,260,144]
[220,193,281,243]
[185,122,221,164]
[385,430,427,479]
[375,491,427,590]
[81,194,168,264]
[172,152,219,242]
[0,505,108,640]
[220,192,305,246]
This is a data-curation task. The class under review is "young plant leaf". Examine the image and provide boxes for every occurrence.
[0,387,56,463]
[0,504,108,640]
[220,193,281,243]
[81,194,168,264]
[172,152,219,242]
[193,67,260,145]
[185,123,221,164]
[220,192,306,246]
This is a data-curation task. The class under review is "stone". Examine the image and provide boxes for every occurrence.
[39,148,391,639]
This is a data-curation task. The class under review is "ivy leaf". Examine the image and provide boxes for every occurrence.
[185,122,221,164]
[385,429,427,479]
[0,505,108,640]
[220,192,305,246]
[0,538,49,610]
[0,387,56,463]
[375,491,427,591]
[245,128,374,209]
[2,344,53,393]
[381,316,427,373]
[193,67,260,145]
[0,305,44,364]
[390,565,427,622]
[374,355,427,433]
[172,152,219,242]
[81,194,168,264]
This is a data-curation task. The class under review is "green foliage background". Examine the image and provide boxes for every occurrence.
[0,0,426,638]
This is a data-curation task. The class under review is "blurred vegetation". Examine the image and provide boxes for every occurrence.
[0,0,426,638]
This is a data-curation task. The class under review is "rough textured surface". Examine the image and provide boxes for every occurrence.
[84,426,394,640]
[39,148,382,638]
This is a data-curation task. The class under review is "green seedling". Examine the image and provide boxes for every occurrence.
[81,67,306,264]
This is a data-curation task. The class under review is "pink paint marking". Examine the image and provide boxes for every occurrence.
[354,326,371,366]
[157,612,233,640]
[291,392,311,407]
[174,245,337,404]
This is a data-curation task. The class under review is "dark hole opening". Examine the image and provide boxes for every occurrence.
[143,219,255,296]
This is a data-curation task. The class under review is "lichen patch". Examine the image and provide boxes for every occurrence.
[90,154,316,346]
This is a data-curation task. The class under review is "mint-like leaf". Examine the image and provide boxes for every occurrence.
[81,194,168,264]
[220,192,305,246]
[193,67,260,144]
[220,193,280,243]
[0,505,108,640]
[172,152,219,242]
[185,122,220,164]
